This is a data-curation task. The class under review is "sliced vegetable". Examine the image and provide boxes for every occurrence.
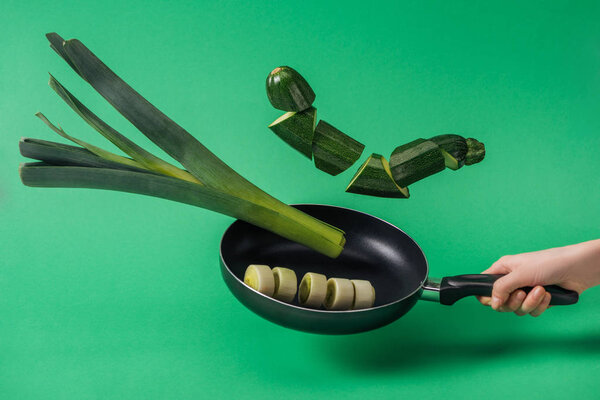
[272,267,298,302]
[346,153,409,198]
[266,66,315,112]
[465,138,486,165]
[440,149,459,170]
[268,107,316,160]
[324,277,354,310]
[312,120,365,176]
[389,139,445,187]
[351,279,375,309]
[298,272,327,308]
[244,265,275,296]
[429,134,468,169]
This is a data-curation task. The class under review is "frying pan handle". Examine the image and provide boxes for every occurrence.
[438,274,579,306]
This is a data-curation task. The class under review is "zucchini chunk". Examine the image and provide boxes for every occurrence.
[324,278,354,310]
[389,139,445,187]
[440,149,459,170]
[298,272,327,308]
[465,138,486,165]
[272,267,298,302]
[312,120,365,176]
[266,66,316,112]
[268,107,317,159]
[346,153,409,198]
[351,279,376,309]
[429,134,468,169]
[244,264,275,296]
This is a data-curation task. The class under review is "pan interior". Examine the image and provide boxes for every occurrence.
[220,204,428,308]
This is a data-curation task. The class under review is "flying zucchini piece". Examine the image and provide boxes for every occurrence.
[346,153,409,198]
[244,265,275,296]
[298,272,327,308]
[351,280,376,309]
[312,120,365,176]
[465,138,486,165]
[268,107,316,159]
[272,267,298,302]
[266,66,316,112]
[324,278,354,310]
[429,134,468,170]
[389,139,445,187]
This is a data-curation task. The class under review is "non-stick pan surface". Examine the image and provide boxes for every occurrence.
[219,204,578,334]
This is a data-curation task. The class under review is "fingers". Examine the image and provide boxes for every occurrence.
[515,286,546,316]
[490,271,529,310]
[497,290,526,312]
[477,296,491,306]
[530,292,552,317]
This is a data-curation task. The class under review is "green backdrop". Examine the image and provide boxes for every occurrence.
[1,1,599,398]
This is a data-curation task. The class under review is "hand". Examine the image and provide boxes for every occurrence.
[478,240,600,317]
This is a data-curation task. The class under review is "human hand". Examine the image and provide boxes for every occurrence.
[478,240,600,316]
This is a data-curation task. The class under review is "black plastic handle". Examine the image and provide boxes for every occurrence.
[439,274,579,306]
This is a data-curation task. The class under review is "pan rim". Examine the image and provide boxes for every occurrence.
[219,203,429,314]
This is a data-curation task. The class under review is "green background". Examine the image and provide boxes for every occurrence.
[1,0,599,398]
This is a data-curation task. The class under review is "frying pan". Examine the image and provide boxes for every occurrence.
[219,204,578,334]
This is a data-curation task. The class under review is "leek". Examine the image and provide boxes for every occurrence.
[18,33,346,258]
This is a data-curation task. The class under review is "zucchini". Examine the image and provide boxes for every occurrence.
[346,153,409,198]
[465,138,486,165]
[389,139,445,187]
[268,107,316,159]
[312,120,365,176]
[440,149,459,170]
[429,134,468,170]
[266,66,315,112]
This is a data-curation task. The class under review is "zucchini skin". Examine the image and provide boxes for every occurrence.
[312,120,364,176]
[429,134,468,168]
[268,107,316,160]
[266,66,316,112]
[346,154,409,198]
[389,139,445,187]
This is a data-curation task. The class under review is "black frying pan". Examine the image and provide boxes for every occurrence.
[219,204,578,334]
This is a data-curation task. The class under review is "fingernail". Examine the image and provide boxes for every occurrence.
[517,291,526,301]
[533,286,544,297]
[491,296,502,310]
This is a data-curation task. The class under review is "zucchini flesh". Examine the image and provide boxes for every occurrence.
[346,153,409,198]
[312,120,365,176]
[266,66,316,112]
[389,139,445,187]
[465,138,486,165]
[440,149,459,170]
[268,107,316,160]
[429,134,468,169]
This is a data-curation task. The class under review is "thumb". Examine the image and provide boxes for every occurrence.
[490,271,530,310]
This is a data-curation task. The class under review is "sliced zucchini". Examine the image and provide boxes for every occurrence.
[272,267,298,302]
[389,139,445,187]
[312,120,365,176]
[346,153,409,198]
[465,138,486,165]
[298,272,327,308]
[266,66,316,112]
[244,264,275,296]
[440,149,459,170]
[268,107,317,159]
[351,280,375,309]
[429,134,468,169]
[324,278,354,310]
